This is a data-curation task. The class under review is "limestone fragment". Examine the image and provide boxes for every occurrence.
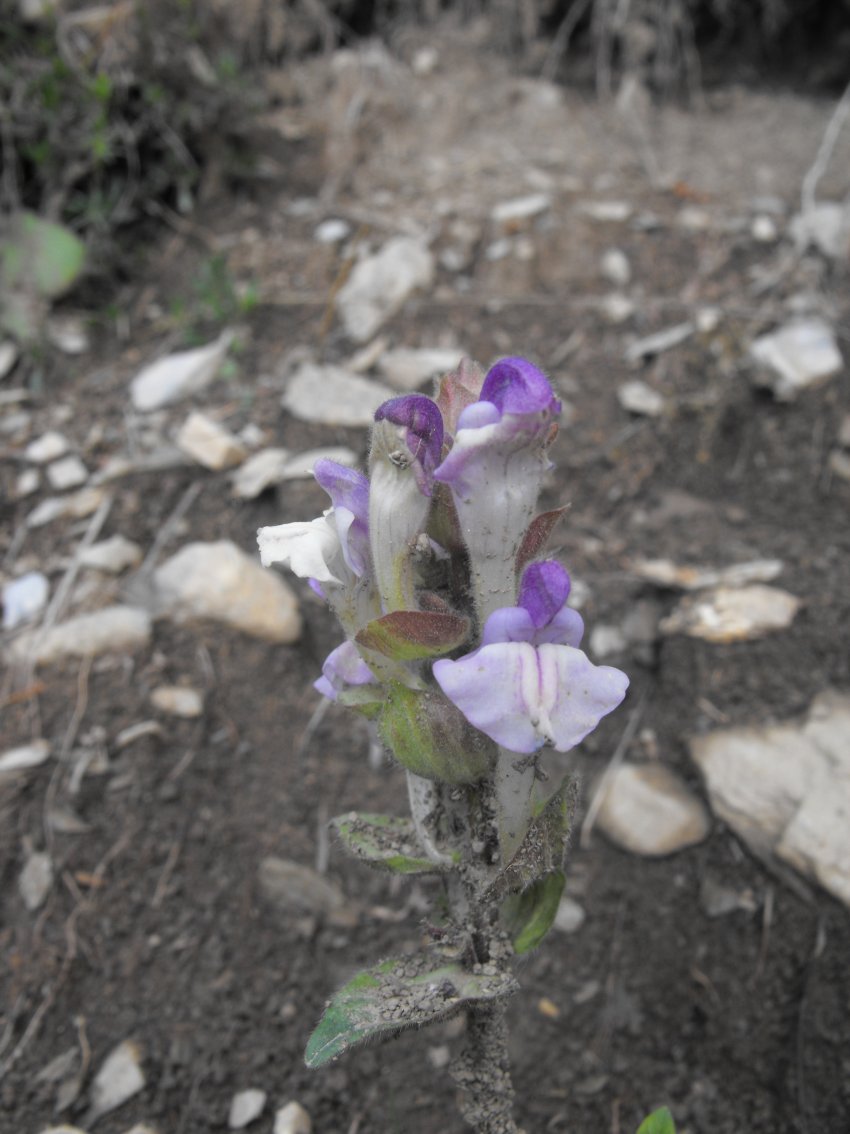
[282,362,394,426]
[8,606,152,665]
[595,763,710,856]
[130,331,233,412]
[153,540,301,643]
[749,318,843,400]
[86,1040,145,1124]
[177,410,247,470]
[336,237,434,343]
[659,584,800,642]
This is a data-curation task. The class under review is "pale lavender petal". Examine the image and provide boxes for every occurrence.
[538,644,629,751]
[314,640,377,700]
[314,459,369,522]
[480,357,560,416]
[333,506,369,577]
[456,401,501,430]
[536,606,584,647]
[518,561,571,628]
[481,606,536,646]
[433,642,543,753]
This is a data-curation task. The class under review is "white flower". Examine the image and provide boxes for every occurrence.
[257,512,343,584]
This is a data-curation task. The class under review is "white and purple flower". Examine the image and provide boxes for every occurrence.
[433,562,628,754]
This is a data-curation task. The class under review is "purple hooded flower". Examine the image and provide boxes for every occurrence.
[369,396,445,611]
[432,561,627,754]
[314,459,371,577]
[433,358,561,622]
[374,395,444,496]
[314,640,378,701]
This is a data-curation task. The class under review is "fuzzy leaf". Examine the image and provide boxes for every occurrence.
[305,955,518,1068]
[487,776,577,899]
[501,869,565,954]
[378,682,493,784]
[515,506,569,575]
[331,812,458,874]
[636,1107,676,1134]
[2,212,86,299]
[356,610,470,661]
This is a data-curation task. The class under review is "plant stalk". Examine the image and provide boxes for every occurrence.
[450,1000,519,1134]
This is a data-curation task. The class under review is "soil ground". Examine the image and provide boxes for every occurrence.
[2,23,850,1134]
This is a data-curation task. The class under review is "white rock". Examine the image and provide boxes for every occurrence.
[8,606,152,666]
[0,339,18,379]
[578,200,632,222]
[16,468,40,498]
[258,856,346,917]
[47,454,88,490]
[231,448,291,499]
[595,763,711,856]
[282,362,394,426]
[273,1101,312,1134]
[336,237,434,343]
[597,293,635,324]
[659,584,800,642]
[87,1040,145,1123]
[377,347,462,391]
[751,215,778,242]
[25,430,69,463]
[78,535,143,574]
[750,318,843,401]
[281,446,358,481]
[3,571,49,629]
[624,322,694,364]
[314,218,351,244]
[130,331,233,412]
[491,193,551,225]
[412,45,439,76]
[27,487,106,528]
[677,206,712,230]
[553,895,586,935]
[0,739,50,777]
[618,379,664,417]
[48,315,90,354]
[484,237,511,261]
[631,557,783,591]
[229,1088,267,1129]
[600,248,631,286]
[790,201,850,259]
[177,411,247,470]
[691,691,850,908]
[589,624,626,659]
[695,306,722,334]
[19,850,54,910]
[153,540,301,643]
[150,685,204,718]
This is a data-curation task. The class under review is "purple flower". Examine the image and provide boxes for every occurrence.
[432,561,627,754]
[369,396,445,611]
[314,640,378,701]
[433,358,561,622]
[374,395,444,495]
[314,459,371,577]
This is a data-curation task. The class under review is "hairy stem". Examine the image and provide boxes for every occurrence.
[450,1001,519,1134]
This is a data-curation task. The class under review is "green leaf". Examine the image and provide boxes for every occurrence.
[305,955,518,1068]
[378,682,493,785]
[636,1106,676,1134]
[331,812,458,875]
[487,775,577,900]
[501,870,565,954]
[356,610,470,661]
[1,212,86,299]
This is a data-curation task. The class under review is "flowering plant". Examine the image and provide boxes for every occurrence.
[259,358,630,1133]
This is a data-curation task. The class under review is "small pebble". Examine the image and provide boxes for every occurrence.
[25,430,69,463]
[273,1101,312,1134]
[47,454,89,491]
[229,1088,267,1130]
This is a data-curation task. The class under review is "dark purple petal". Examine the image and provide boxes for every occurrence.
[518,561,572,629]
[314,459,369,522]
[374,395,445,480]
[480,357,560,417]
